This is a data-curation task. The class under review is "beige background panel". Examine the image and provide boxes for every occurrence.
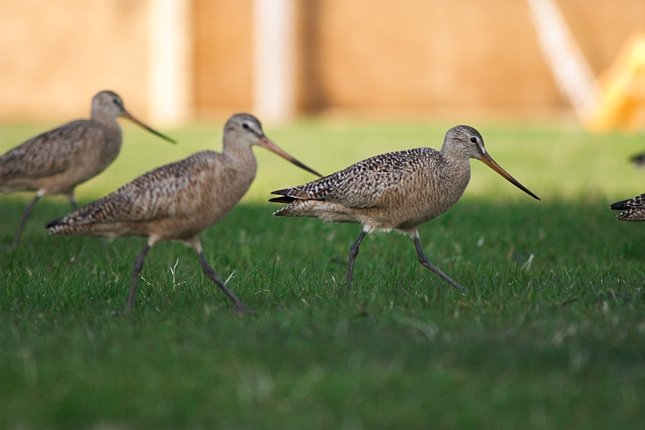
[192,0,253,117]
[295,0,644,112]
[0,0,150,121]
[0,0,644,121]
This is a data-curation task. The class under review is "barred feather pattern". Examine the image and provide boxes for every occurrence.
[271,147,472,232]
[46,149,258,240]
[0,120,120,195]
[0,90,142,199]
[610,193,645,221]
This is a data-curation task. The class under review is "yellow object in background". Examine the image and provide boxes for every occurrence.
[588,33,645,132]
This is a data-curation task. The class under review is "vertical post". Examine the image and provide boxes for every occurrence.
[253,0,296,122]
[526,0,599,122]
[148,0,192,124]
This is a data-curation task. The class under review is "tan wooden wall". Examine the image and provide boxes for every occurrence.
[0,0,151,121]
[192,0,253,116]
[1,0,644,122]
[290,0,645,115]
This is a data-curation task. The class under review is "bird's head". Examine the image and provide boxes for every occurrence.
[91,90,176,144]
[444,125,540,200]
[224,113,322,177]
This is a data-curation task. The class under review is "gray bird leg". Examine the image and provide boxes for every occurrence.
[346,230,367,291]
[197,251,249,314]
[126,243,151,312]
[412,234,468,293]
[11,195,41,249]
[67,193,79,210]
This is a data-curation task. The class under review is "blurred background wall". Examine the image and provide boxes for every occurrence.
[1,0,644,124]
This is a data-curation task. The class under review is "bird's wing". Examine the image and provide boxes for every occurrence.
[610,193,645,210]
[271,148,433,208]
[70,151,217,225]
[0,120,105,180]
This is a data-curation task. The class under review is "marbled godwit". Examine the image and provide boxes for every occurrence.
[46,113,321,313]
[610,193,645,220]
[630,151,645,167]
[0,90,175,248]
[270,125,540,292]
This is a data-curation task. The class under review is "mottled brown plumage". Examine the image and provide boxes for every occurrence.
[271,125,540,292]
[610,193,645,221]
[1,90,175,248]
[47,113,321,313]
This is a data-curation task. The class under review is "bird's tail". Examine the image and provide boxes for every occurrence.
[610,193,645,210]
[610,198,633,211]
[609,194,645,222]
[45,199,114,235]
[269,188,297,216]
[268,195,295,204]
[45,212,89,235]
[271,205,294,217]
[612,209,644,222]
[45,217,67,233]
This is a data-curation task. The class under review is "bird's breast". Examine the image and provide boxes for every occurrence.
[195,156,257,225]
[376,161,471,230]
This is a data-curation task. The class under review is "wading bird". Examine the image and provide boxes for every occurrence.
[630,152,645,167]
[610,193,645,221]
[270,125,540,292]
[0,90,175,248]
[46,113,321,313]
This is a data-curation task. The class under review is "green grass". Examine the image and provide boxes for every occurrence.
[1,120,644,429]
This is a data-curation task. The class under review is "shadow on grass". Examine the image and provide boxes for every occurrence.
[1,196,644,430]
[1,194,643,309]
[2,193,644,263]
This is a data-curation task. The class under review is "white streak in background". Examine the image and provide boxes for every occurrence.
[149,0,192,124]
[527,0,600,121]
[253,0,296,123]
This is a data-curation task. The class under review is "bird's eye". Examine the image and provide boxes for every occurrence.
[242,122,250,130]
[469,137,478,143]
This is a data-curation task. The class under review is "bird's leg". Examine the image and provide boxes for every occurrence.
[346,230,367,291]
[66,193,79,210]
[11,195,41,249]
[412,233,468,293]
[126,243,151,312]
[196,251,250,314]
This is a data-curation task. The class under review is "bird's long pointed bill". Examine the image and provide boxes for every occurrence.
[480,154,540,200]
[122,111,177,144]
[259,137,323,177]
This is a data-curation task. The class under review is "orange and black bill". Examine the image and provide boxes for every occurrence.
[258,137,323,178]
[480,153,540,200]
[122,111,177,144]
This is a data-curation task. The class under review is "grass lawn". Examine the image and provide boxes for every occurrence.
[0,119,644,429]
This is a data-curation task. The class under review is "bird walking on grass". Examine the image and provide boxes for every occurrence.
[610,193,645,221]
[0,90,176,249]
[270,125,540,293]
[46,113,322,313]
[630,152,645,167]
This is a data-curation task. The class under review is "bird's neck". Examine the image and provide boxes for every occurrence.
[91,111,120,129]
[222,142,258,176]
[440,142,470,163]
[437,145,472,190]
